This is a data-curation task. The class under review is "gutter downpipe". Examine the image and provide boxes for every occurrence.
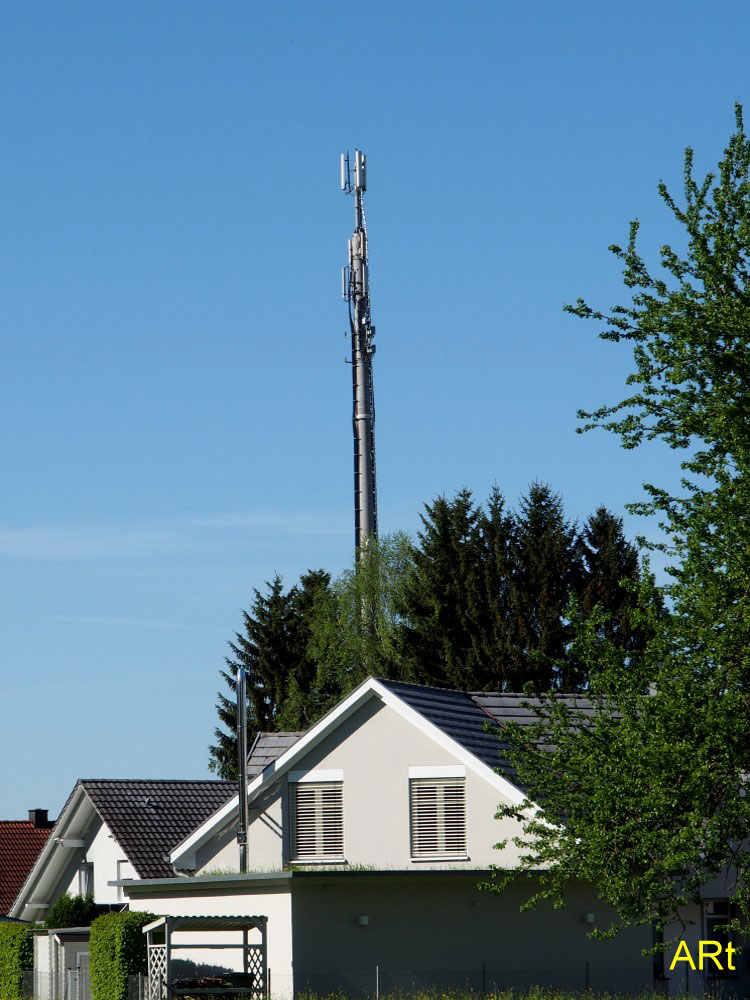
[236,666,249,875]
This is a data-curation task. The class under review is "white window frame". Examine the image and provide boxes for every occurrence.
[289,772,345,864]
[409,766,468,862]
[77,862,93,897]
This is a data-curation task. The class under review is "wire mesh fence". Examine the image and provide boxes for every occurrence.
[20,965,730,999]
[269,965,666,1000]
[21,969,147,999]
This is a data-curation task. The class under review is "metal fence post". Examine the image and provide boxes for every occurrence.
[482,963,486,996]
[375,965,379,1000]
[585,960,589,990]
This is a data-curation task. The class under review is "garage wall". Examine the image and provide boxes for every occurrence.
[127,881,293,983]
[291,874,654,995]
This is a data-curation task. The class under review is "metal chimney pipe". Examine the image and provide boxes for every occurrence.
[236,666,249,873]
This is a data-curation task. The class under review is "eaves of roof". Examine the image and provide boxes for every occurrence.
[115,871,293,893]
[115,868,502,896]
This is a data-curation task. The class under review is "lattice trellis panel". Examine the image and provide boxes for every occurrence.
[147,944,166,1000]
[246,945,265,993]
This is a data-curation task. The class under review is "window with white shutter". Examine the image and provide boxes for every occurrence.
[410,777,466,859]
[292,781,344,861]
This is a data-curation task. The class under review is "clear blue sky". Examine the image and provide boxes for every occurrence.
[0,1,745,818]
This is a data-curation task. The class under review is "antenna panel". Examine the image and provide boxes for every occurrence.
[355,150,367,191]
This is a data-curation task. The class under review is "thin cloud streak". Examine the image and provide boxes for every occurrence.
[0,509,349,560]
[0,527,171,559]
[56,614,216,632]
[180,511,349,535]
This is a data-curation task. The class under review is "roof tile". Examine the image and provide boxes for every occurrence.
[80,780,235,879]
[0,822,52,915]
[247,733,304,778]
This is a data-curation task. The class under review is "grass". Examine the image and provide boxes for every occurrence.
[294,992,717,1000]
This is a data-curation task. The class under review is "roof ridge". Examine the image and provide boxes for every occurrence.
[80,778,234,784]
[375,677,470,695]
[255,731,306,738]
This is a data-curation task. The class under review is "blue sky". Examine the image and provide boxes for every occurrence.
[1,1,746,818]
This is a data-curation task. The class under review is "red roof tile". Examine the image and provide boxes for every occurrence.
[0,822,52,915]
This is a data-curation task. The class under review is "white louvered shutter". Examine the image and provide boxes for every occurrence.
[293,782,344,860]
[410,778,466,858]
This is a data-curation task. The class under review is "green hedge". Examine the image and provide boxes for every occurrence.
[89,911,155,1000]
[0,923,34,1000]
[44,893,99,929]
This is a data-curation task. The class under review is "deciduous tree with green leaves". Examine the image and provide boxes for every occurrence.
[488,105,750,942]
[304,532,412,715]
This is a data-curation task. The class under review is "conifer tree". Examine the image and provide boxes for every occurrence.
[208,574,307,780]
[473,487,517,689]
[507,483,583,690]
[397,489,489,689]
[276,569,332,730]
[579,507,641,644]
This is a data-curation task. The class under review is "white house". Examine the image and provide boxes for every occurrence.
[116,678,739,997]
[11,778,233,999]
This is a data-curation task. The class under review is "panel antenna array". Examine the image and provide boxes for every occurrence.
[341,150,378,555]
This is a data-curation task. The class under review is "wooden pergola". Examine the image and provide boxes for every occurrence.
[143,915,267,1000]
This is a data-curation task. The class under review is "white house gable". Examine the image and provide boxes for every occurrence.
[192,685,527,874]
[57,814,127,905]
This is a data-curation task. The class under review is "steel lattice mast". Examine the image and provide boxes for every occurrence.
[341,150,378,555]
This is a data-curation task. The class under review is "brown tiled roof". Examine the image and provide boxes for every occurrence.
[0,822,52,915]
[247,733,304,778]
[80,780,235,879]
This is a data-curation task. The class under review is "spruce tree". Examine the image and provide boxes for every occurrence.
[276,569,332,730]
[578,507,640,644]
[507,483,583,690]
[208,574,300,780]
[474,487,516,690]
[397,489,488,689]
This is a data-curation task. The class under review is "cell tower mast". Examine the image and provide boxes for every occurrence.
[341,150,378,555]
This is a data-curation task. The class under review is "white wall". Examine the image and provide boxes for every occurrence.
[59,814,127,904]
[128,880,293,984]
[33,932,50,1000]
[195,697,527,874]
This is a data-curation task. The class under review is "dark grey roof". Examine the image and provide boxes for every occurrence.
[377,680,505,772]
[471,693,596,726]
[378,679,595,789]
[247,733,304,778]
[81,780,235,879]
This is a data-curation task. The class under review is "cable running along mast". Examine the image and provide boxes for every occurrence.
[341,149,378,556]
